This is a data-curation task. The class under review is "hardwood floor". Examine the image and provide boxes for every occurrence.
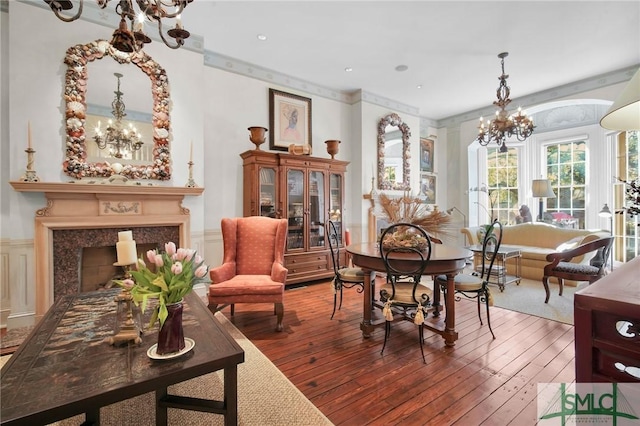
[215,277,576,425]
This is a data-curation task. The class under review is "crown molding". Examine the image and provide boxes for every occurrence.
[436,65,639,129]
[203,50,353,105]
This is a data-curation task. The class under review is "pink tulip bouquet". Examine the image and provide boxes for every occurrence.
[118,242,210,328]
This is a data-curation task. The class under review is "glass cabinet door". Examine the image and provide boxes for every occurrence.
[329,173,343,245]
[309,170,325,248]
[259,167,277,218]
[286,169,305,250]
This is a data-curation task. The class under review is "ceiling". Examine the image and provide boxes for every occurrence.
[182,1,640,121]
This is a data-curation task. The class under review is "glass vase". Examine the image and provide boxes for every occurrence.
[156,300,185,355]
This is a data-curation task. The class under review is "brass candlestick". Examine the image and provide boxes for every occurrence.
[20,148,40,182]
[105,263,143,346]
[185,160,198,188]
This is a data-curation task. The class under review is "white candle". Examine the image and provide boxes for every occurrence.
[190,141,193,162]
[116,240,137,265]
[28,121,32,149]
[118,230,133,241]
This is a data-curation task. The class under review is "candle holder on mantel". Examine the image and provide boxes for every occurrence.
[20,147,40,182]
[105,262,143,346]
[185,159,198,188]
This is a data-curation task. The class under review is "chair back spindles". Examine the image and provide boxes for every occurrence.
[478,219,503,282]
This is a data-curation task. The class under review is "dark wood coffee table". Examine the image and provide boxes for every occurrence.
[0,290,244,426]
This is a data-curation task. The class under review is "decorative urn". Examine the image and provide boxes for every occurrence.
[325,140,341,159]
[248,126,268,150]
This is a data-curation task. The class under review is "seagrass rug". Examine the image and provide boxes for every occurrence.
[489,276,586,325]
[1,313,332,426]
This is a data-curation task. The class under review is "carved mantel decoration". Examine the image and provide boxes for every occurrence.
[63,40,172,180]
[10,182,203,316]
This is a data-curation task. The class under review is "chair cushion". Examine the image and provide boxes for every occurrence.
[338,267,365,281]
[209,275,284,297]
[436,274,483,292]
[552,262,599,275]
[380,282,432,306]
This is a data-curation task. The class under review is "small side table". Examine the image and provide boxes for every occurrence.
[468,244,522,291]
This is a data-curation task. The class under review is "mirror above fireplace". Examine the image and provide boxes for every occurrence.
[63,40,172,181]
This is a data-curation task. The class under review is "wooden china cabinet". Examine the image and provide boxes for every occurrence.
[241,150,349,284]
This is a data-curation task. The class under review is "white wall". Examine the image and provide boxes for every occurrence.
[201,67,354,264]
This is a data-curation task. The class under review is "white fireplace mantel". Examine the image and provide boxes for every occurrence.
[10,181,204,317]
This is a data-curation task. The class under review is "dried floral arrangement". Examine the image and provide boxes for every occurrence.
[376,192,454,239]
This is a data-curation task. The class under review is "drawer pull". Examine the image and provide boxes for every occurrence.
[614,362,640,379]
[616,320,639,339]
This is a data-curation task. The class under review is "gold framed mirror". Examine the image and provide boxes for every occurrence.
[377,113,411,190]
[63,40,171,180]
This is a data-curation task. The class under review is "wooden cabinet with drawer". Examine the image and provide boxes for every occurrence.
[241,150,349,285]
[574,256,640,383]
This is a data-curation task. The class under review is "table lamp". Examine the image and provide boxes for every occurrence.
[532,179,556,221]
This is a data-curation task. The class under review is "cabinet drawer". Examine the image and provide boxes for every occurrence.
[284,252,332,282]
[592,310,640,351]
[285,252,329,272]
[593,348,640,382]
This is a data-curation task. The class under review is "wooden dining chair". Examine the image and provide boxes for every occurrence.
[542,236,614,303]
[327,220,375,319]
[435,219,502,339]
[379,222,433,363]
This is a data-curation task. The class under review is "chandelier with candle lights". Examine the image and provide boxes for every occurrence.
[43,0,192,52]
[476,52,535,153]
[94,72,143,159]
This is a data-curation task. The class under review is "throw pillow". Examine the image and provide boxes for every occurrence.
[555,236,584,252]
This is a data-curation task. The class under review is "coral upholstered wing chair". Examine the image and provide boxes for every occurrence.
[208,216,288,331]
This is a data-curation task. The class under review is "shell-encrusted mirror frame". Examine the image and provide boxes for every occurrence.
[63,40,171,180]
[378,112,411,191]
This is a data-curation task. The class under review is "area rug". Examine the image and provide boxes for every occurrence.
[490,277,587,325]
[2,313,332,426]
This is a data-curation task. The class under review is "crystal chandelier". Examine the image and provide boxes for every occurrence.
[476,52,535,153]
[94,72,143,159]
[43,0,192,52]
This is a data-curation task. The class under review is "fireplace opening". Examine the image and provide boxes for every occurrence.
[53,226,180,302]
[80,243,158,293]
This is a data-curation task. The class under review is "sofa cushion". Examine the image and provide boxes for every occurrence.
[519,247,555,261]
[555,235,584,252]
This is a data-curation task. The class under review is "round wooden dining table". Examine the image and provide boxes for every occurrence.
[347,242,472,347]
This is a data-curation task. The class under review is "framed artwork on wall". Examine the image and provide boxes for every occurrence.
[269,88,312,151]
[421,173,436,204]
[420,138,434,173]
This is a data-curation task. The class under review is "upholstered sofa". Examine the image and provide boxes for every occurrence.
[461,223,609,283]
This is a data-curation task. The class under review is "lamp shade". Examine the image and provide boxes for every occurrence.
[600,68,640,131]
[532,179,556,198]
[599,203,612,218]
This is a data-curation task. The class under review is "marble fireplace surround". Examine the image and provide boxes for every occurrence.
[10,182,204,318]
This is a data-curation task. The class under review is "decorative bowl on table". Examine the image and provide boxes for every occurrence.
[381,231,428,251]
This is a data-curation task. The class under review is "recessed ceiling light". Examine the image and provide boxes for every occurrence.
[417,84,422,89]
[257,34,267,41]
[395,65,408,72]
[344,67,353,72]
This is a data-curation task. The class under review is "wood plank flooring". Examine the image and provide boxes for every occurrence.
[214,277,575,425]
